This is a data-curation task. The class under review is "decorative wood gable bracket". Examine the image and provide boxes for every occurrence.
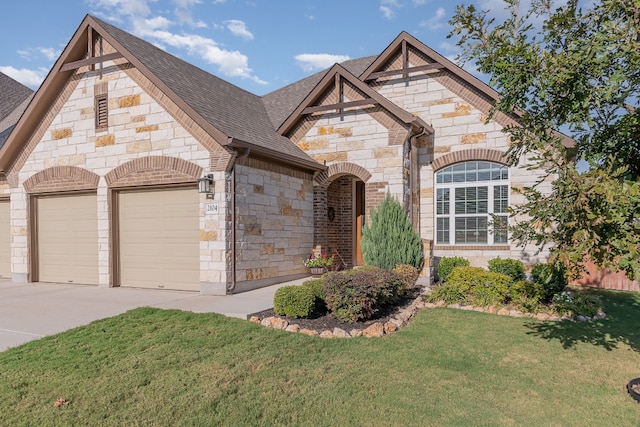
[59,25,124,73]
[361,36,447,83]
[279,64,430,136]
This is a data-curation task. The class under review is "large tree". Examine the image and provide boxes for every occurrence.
[449,0,640,280]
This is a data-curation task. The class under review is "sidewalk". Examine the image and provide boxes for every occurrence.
[0,277,306,352]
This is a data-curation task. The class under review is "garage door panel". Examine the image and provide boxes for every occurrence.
[0,201,9,278]
[119,188,199,291]
[38,195,98,285]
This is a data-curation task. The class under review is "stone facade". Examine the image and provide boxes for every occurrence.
[233,158,314,291]
[6,62,228,291]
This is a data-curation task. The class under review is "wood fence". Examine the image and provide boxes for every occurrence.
[572,261,639,292]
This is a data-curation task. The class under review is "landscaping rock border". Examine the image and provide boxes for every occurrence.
[248,294,607,339]
[248,295,427,338]
[424,300,607,322]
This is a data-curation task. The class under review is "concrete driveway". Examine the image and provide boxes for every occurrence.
[0,278,303,352]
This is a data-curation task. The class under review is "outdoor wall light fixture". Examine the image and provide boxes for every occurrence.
[197,174,214,198]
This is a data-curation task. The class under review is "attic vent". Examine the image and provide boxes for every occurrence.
[94,82,108,131]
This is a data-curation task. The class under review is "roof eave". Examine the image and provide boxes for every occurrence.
[228,138,325,172]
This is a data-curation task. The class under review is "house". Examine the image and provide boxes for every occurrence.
[0,72,34,279]
[0,15,554,294]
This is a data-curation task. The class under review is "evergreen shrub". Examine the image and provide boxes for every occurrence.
[361,193,423,270]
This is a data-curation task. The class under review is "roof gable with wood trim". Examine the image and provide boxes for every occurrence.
[0,15,322,176]
[277,63,433,138]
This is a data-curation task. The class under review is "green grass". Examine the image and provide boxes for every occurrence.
[1,289,639,426]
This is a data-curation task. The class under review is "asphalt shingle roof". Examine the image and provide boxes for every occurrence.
[93,16,318,167]
[0,73,33,124]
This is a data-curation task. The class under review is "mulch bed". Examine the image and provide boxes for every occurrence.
[249,293,420,332]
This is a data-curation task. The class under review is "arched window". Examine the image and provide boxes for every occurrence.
[435,161,509,245]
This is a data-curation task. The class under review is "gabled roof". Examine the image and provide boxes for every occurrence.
[0,72,33,125]
[0,15,322,174]
[276,63,433,136]
[360,31,574,147]
[262,56,377,130]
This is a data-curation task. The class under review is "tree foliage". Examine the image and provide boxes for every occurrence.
[450,0,640,280]
[361,192,423,270]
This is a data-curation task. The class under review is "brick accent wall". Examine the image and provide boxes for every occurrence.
[23,166,100,193]
[327,176,354,268]
[105,156,202,187]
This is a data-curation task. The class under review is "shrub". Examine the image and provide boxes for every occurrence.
[393,264,420,295]
[323,267,404,323]
[510,280,545,312]
[361,192,423,270]
[428,266,512,307]
[426,281,467,304]
[531,263,568,302]
[437,257,470,282]
[488,257,525,281]
[552,291,602,318]
[273,285,316,318]
[467,271,513,307]
[302,278,326,312]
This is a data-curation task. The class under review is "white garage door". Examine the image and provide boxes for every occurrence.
[0,200,10,278]
[119,188,199,291]
[38,194,98,284]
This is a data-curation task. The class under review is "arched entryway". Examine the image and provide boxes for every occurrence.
[314,163,371,269]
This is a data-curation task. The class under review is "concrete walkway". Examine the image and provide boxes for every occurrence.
[0,277,306,352]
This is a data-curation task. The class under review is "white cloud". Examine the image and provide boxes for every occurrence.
[86,0,152,17]
[85,0,265,83]
[15,47,60,62]
[225,20,253,40]
[0,66,48,89]
[419,7,446,30]
[412,0,429,4]
[380,0,400,19]
[294,53,351,72]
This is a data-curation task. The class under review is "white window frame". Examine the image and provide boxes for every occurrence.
[434,161,509,245]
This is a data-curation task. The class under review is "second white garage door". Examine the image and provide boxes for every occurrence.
[0,200,10,278]
[38,194,98,284]
[119,188,199,291]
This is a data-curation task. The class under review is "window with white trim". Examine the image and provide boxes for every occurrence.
[435,161,509,245]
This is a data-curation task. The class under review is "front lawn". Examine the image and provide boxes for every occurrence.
[0,289,639,426]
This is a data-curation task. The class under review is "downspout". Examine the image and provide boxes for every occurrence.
[227,147,250,294]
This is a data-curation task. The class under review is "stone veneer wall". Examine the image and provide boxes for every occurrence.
[375,72,552,269]
[233,158,314,291]
[8,62,228,292]
[293,109,408,207]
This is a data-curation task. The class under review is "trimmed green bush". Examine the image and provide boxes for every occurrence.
[393,264,420,295]
[531,263,568,302]
[323,267,404,323]
[488,257,525,281]
[428,266,512,307]
[273,285,316,318]
[361,192,423,270]
[302,278,326,312]
[437,256,470,282]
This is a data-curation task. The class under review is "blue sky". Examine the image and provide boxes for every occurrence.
[0,0,511,95]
